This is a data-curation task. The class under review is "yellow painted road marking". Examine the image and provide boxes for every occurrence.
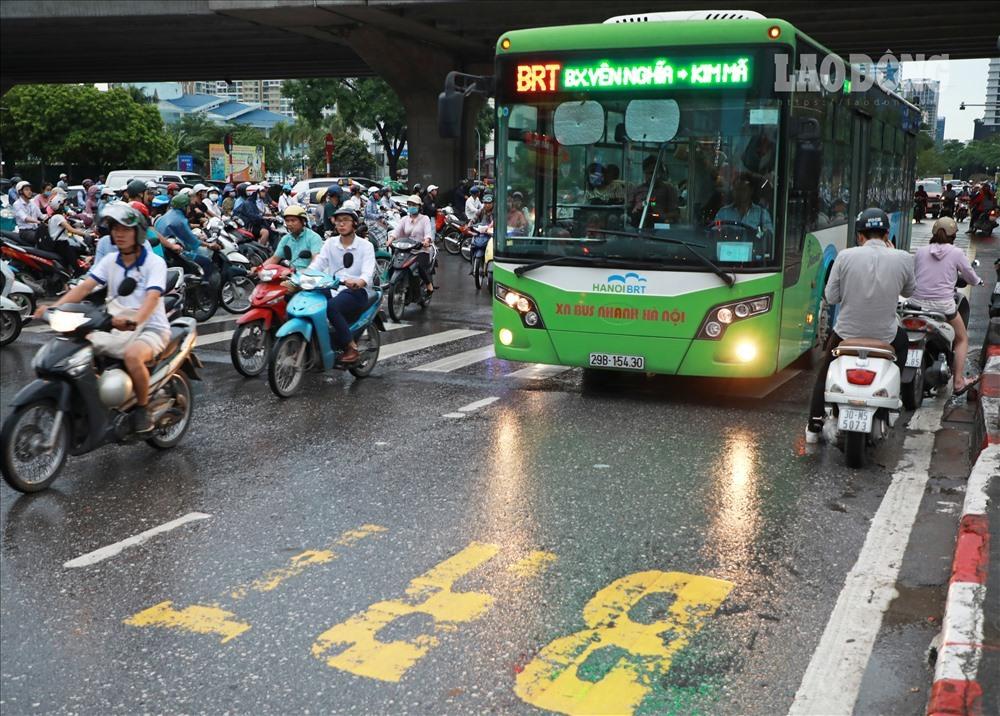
[312,542,502,682]
[230,524,386,599]
[125,524,386,642]
[124,601,251,644]
[514,570,734,715]
[507,550,557,578]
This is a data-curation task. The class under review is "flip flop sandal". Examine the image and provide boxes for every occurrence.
[953,374,982,397]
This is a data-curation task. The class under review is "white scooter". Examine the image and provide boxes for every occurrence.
[1,258,39,318]
[823,338,903,468]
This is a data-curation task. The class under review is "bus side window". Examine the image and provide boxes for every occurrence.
[785,116,823,287]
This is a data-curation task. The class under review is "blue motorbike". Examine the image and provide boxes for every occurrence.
[266,269,384,398]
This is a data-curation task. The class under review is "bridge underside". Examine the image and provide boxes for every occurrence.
[2,0,994,185]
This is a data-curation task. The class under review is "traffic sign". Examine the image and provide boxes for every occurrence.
[325,133,334,162]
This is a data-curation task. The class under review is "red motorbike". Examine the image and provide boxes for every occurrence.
[229,263,293,376]
[0,236,73,297]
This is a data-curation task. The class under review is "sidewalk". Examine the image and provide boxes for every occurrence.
[927,229,1000,716]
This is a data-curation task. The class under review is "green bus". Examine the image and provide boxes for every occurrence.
[460,11,919,378]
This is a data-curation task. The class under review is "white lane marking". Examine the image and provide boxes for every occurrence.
[508,363,572,380]
[964,443,998,516]
[788,394,946,716]
[442,396,500,419]
[934,581,987,682]
[413,344,495,372]
[64,512,211,568]
[382,321,410,331]
[196,331,235,347]
[379,328,484,360]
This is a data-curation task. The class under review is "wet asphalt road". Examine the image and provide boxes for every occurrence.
[0,231,986,715]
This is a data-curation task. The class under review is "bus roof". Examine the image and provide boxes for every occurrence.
[496,17,918,112]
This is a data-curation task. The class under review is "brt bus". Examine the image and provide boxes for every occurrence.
[453,10,919,378]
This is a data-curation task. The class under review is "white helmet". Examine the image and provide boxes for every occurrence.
[15,180,31,193]
[179,187,194,196]
[192,183,209,194]
[367,185,380,196]
[49,193,66,210]
[427,184,439,193]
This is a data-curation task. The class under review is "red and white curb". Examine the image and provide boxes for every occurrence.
[926,438,996,715]
[980,343,1000,445]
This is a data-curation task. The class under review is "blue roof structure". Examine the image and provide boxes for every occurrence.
[159,93,292,131]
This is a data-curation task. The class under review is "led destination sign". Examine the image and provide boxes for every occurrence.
[514,56,752,94]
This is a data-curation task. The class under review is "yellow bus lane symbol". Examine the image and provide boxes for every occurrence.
[124,524,386,642]
[311,542,557,682]
[514,570,733,716]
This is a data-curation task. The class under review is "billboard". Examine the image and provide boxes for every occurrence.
[209,143,265,182]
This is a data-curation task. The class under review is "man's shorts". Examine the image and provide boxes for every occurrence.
[135,328,169,355]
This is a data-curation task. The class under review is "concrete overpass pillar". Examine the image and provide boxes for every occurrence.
[344,27,477,191]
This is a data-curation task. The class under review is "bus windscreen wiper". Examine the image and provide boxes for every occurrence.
[512,251,656,277]
[588,229,736,287]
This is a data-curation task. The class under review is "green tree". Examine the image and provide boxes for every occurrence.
[282,79,341,125]
[164,113,222,170]
[0,84,171,174]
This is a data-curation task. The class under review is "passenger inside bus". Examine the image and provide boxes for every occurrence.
[629,155,680,228]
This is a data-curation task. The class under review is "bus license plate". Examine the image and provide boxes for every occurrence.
[906,349,923,367]
[588,352,645,370]
[838,408,873,433]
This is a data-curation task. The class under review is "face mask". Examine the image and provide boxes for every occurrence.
[407,206,420,215]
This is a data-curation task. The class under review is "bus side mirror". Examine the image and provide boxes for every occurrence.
[438,90,464,139]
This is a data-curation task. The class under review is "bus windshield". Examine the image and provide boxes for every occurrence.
[497,94,782,271]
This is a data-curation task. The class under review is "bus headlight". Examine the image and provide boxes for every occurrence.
[495,282,544,329]
[696,293,773,340]
[499,328,514,345]
[735,341,757,363]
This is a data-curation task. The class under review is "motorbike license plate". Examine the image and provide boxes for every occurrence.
[588,352,645,370]
[905,349,923,368]
[838,407,873,433]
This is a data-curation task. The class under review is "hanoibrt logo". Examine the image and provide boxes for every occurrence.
[593,272,647,294]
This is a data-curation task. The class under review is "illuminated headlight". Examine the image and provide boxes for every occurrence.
[499,328,514,345]
[495,283,544,329]
[49,310,89,333]
[734,341,757,363]
[696,294,773,340]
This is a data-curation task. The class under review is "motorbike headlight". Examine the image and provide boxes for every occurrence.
[696,294,773,340]
[258,269,278,282]
[56,346,93,376]
[49,309,89,333]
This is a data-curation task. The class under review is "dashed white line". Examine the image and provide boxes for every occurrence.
[379,329,484,360]
[64,512,211,568]
[412,344,495,372]
[508,363,572,380]
[442,396,500,418]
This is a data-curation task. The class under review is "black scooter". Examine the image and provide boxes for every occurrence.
[385,239,435,322]
[0,286,202,493]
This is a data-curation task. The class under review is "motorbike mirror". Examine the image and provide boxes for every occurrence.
[972,259,980,268]
[284,245,293,260]
[298,250,313,260]
[343,253,354,268]
[117,277,137,296]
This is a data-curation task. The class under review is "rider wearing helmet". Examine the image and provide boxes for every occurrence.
[125,179,147,203]
[806,208,916,443]
[233,183,271,247]
[38,202,172,433]
[278,183,294,213]
[12,180,43,244]
[464,185,483,222]
[321,183,344,234]
[422,184,439,220]
[308,206,376,364]
[154,193,219,282]
[265,204,323,271]
[46,192,90,269]
[389,194,436,294]
[364,185,382,222]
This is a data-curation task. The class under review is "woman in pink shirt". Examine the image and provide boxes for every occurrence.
[389,194,436,293]
[911,217,983,394]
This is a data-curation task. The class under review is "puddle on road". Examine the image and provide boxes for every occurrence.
[883,584,945,627]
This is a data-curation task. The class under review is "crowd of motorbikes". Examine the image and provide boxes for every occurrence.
[0,184,494,492]
[914,186,998,237]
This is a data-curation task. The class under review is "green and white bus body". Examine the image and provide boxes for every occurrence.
[491,14,919,378]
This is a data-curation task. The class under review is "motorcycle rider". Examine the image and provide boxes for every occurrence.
[941,183,957,217]
[34,202,172,433]
[422,184,439,221]
[46,192,90,270]
[12,180,43,245]
[234,183,271,248]
[912,216,984,395]
[155,193,219,282]
[389,194,436,294]
[967,183,995,233]
[344,183,364,213]
[914,184,929,222]
[204,186,222,218]
[278,183,294,213]
[465,185,483,223]
[321,184,344,234]
[308,207,375,364]
[265,205,323,271]
[364,186,382,223]
[379,185,394,211]
[806,208,915,443]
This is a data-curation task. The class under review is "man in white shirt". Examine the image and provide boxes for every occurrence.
[12,180,43,244]
[464,185,483,222]
[309,207,375,364]
[278,184,294,214]
[36,202,171,433]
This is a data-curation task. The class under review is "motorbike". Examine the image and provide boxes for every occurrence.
[972,206,998,238]
[442,212,475,256]
[194,226,255,314]
[470,231,491,290]
[230,262,294,377]
[823,338,903,468]
[956,199,969,223]
[385,239,435,322]
[266,269,384,398]
[898,308,955,409]
[913,197,927,223]
[223,217,271,266]
[356,220,392,289]
[1,235,72,297]
[1,258,39,318]
[0,292,23,346]
[0,299,202,492]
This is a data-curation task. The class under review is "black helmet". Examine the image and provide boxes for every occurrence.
[855,207,890,235]
[235,182,250,198]
[332,206,358,223]
[125,179,147,198]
